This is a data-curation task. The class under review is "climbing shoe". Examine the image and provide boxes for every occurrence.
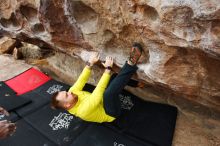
[128,42,143,65]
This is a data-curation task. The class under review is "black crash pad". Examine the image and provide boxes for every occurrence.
[15,91,50,117]
[24,105,89,146]
[15,79,70,117]
[83,84,177,146]
[0,81,31,114]
[0,81,16,96]
[71,123,153,146]
[0,119,56,146]
[33,79,70,98]
[0,94,31,112]
[111,90,177,146]
[1,68,177,146]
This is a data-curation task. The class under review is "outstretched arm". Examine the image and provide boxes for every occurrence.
[79,56,113,111]
[69,52,100,92]
[93,56,114,95]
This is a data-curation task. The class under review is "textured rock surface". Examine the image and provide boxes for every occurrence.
[0,0,220,145]
[0,36,19,54]
[0,0,219,109]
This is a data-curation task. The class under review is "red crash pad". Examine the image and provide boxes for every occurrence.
[5,68,51,95]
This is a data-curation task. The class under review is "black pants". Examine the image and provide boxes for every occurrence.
[103,61,138,118]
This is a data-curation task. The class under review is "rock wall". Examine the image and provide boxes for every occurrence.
[1,0,219,113]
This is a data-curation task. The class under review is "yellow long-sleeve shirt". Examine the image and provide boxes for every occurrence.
[68,67,115,123]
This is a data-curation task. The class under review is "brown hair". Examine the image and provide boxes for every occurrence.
[50,91,61,109]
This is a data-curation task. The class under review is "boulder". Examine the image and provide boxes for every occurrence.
[0,37,18,54]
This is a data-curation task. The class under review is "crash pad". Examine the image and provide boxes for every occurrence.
[5,68,50,95]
